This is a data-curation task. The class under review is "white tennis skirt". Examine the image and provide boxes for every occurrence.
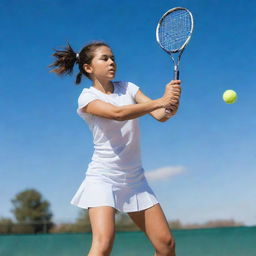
[70,167,159,213]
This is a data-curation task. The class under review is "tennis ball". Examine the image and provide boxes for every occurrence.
[223,90,237,104]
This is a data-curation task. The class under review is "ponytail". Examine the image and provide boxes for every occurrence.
[75,72,83,85]
[48,41,110,85]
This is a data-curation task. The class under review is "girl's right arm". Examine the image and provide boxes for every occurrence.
[82,98,164,121]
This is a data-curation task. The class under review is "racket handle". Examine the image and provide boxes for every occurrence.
[174,70,179,80]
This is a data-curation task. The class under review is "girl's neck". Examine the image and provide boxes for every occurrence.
[93,78,114,95]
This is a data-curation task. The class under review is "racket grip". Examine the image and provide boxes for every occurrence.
[174,70,179,80]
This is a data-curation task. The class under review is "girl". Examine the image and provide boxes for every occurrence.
[49,41,181,256]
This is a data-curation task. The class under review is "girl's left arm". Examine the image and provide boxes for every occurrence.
[135,90,180,122]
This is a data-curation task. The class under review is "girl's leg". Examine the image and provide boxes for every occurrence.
[87,206,117,256]
[128,203,175,256]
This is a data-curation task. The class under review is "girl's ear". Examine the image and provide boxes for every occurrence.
[83,63,93,74]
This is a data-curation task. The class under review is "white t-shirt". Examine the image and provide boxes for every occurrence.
[77,81,142,176]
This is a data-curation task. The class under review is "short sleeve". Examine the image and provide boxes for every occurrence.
[128,82,140,99]
[77,89,98,114]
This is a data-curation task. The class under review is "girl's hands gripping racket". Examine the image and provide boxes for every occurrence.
[162,80,181,114]
[156,7,194,113]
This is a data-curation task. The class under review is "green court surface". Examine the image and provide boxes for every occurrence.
[0,227,256,256]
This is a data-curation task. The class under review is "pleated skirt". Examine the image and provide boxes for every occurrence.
[70,167,159,213]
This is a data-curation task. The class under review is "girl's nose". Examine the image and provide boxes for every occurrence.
[108,56,115,64]
[108,58,114,64]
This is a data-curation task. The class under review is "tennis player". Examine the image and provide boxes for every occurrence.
[49,41,181,256]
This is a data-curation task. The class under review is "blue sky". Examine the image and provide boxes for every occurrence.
[1,0,255,226]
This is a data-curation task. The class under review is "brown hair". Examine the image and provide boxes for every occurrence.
[48,41,110,85]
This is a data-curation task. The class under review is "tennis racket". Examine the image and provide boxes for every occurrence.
[156,7,194,113]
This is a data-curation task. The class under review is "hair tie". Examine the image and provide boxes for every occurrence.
[76,53,79,59]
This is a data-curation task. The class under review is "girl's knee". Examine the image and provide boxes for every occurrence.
[155,238,176,256]
[92,235,115,253]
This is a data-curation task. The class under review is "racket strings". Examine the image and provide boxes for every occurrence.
[159,10,192,52]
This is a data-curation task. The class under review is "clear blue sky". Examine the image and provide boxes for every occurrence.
[1,0,255,226]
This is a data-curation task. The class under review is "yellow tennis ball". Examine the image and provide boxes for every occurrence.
[223,90,237,104]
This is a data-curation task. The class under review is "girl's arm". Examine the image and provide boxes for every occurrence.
[135,90,180,122]
[82,98,166,121]
[81,81,180,121]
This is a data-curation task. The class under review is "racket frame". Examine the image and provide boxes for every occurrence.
[156,7,194,80]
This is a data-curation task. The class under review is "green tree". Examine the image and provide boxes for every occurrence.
[11,189,54,233]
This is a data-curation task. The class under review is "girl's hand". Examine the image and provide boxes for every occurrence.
[165,100,180,115]
[160,80,181,109]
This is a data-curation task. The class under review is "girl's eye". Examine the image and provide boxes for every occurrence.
[101,56,115,61]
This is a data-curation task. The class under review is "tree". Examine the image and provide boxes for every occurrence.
[11,189,54,233]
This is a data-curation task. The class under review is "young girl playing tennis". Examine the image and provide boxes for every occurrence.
[49,41,181,256]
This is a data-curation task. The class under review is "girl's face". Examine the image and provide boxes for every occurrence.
[83,46,116,80]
